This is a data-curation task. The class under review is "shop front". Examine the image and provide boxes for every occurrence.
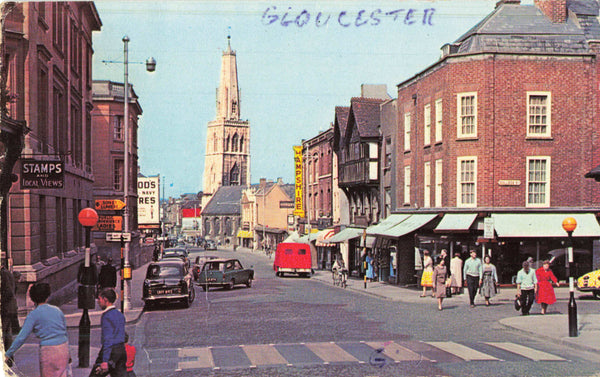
[328,227,364,276]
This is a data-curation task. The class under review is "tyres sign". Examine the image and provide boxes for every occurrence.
[20,159,64,189]
[138,176,160,225]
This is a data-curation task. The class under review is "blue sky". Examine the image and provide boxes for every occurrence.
[92,0,525,198]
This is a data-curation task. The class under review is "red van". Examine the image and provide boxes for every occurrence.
[273,242,312,278]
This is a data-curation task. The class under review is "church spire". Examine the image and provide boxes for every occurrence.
[216,32,239,120]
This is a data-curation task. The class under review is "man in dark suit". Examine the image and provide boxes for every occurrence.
[98,257,117,290]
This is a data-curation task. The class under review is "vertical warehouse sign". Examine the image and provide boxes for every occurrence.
[293,146,305,218]
[137,176,160,227]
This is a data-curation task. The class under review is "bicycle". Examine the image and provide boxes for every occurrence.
[332,269,341,286]
[340,269,348,288]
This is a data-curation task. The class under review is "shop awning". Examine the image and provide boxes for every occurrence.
[491,213,600,238]
[434,213,477,232]
[379,214,438,238]
[328,227,364,243]
[362,235,376,248]
[282,231,299,243]
[367,214,411,236]
[316,228,336,247]
[297,234,309,243]
[236,230,254,238]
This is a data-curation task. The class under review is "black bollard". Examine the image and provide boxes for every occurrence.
[78,308,91,367]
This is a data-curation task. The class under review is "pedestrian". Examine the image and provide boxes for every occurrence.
[98,257,117,291]
[449,252,463,295]
[4,283,70,377]
[420,250,433,297]
[124,333,136,377]
[480,256,498,306]
[536,260,559,315]
[95,254,106,270]
[92,288,126,377]
[366,251,375,282]
[516,260,538,316]
[439,249,450,276]
[1,263,20,351]
[432,256,448,311]
[463,249,482,307]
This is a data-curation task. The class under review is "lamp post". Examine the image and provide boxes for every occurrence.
[121,36,156,310]
[562,216,578,337]
[77,208,99,367]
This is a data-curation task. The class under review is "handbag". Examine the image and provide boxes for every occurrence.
[514,295,521,311]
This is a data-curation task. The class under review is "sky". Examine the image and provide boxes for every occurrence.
[91,0,531,198]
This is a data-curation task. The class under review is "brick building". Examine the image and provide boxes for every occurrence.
[368,0,600,285]
[302,128,334,231]
[91,80,142,260]
[4,2,102,301]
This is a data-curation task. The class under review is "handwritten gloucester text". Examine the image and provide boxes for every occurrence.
[261,7,435,28]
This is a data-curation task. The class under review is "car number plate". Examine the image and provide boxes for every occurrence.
[156,289,172,295]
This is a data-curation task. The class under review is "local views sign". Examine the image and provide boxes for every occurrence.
[20,159,64,189]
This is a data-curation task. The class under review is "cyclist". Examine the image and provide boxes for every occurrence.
[332,257,341,285]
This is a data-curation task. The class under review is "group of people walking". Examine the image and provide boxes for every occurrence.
[420,249,560,313]
[3,265,137,377]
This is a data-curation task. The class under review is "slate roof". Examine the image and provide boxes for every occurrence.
[335,106,350,137]
[201,185,245,216]
[280,184,296,200]
[451,2,597,56]
[347,98,384,140]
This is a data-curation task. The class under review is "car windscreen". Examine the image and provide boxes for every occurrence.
[147,265,181,278]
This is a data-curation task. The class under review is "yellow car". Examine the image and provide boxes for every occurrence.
[577,269,600,299]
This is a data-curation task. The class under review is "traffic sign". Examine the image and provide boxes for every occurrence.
[105,232,131,242]
[92,216,123,231]
[95,199,126,211]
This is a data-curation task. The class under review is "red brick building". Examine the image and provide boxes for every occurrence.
[302,128,334,230]
[369,0,600,284]
[4,2,102,300]
[91,80,142,260]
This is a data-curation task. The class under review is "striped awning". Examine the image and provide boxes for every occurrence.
[316,228,336,247]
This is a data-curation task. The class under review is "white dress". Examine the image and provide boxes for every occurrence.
[450,257,463,287]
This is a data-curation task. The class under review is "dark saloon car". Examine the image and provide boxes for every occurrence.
[205,240,217,250]
[197,258,254,291]
[161,247,190,267]
[142,260,195,307]
[532,248,592,282]
[192,255,220,281]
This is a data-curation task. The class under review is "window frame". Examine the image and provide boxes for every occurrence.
[435,159,443,207]
[435,99,443,143]
[404,112,411,152]
[404,165,411,204]
[526,91,551,138]
[456,156,477,208]
[424,104,431,147]
[456,92,477,139]
[526,156,551,208]
[423,161,431,208]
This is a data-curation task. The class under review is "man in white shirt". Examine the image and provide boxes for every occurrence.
[516,260,538,315]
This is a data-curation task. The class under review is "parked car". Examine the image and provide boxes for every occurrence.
[192,255,219,281]
[532,248,592,281]
[142,260,195,308]
[273,242,312,278]
[205,240,217,250]
[161,247,190,267]
[577,269,600,299]
[197,258,254,291]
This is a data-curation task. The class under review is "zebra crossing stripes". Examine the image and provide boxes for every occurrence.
[427,341,499,361]
[485,342,566,361]
[242,344,288,366]
[176,347,214,369]
[304,342,359,363]
[365,341,428,362]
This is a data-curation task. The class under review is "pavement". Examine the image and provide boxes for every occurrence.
[6,245,600,377]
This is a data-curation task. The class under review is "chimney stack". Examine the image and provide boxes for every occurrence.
[535,0,567,23]
[259,178,266,190]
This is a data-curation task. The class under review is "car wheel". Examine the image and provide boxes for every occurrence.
[202,284,208,292]
[225,279,234,290]
[189,285,196,303]
[246,278,252,288]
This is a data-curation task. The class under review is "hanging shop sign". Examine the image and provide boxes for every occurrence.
[20,159,64,189]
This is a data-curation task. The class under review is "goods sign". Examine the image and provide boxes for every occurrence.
[93,216,122,232]
[138,176,160,225]
[293,146,305,217]
[95,199,126,211]
[105,232,131,242]
[20,159,64,189]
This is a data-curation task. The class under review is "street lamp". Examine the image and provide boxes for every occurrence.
[121,36,156,310]
[562,216,578,337]
[77,207,99,367]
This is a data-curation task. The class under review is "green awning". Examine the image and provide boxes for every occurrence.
[328,227,364,243]
[380,214,437,238]
[367,214,411,236]
[491,213,600,238]
[435,213,477,232]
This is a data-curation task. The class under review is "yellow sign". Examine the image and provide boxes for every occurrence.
[95,199,126,211]
[293,146,305,218]
[93,216,123,231]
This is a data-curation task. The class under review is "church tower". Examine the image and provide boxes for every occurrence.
[202,36,250,203]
